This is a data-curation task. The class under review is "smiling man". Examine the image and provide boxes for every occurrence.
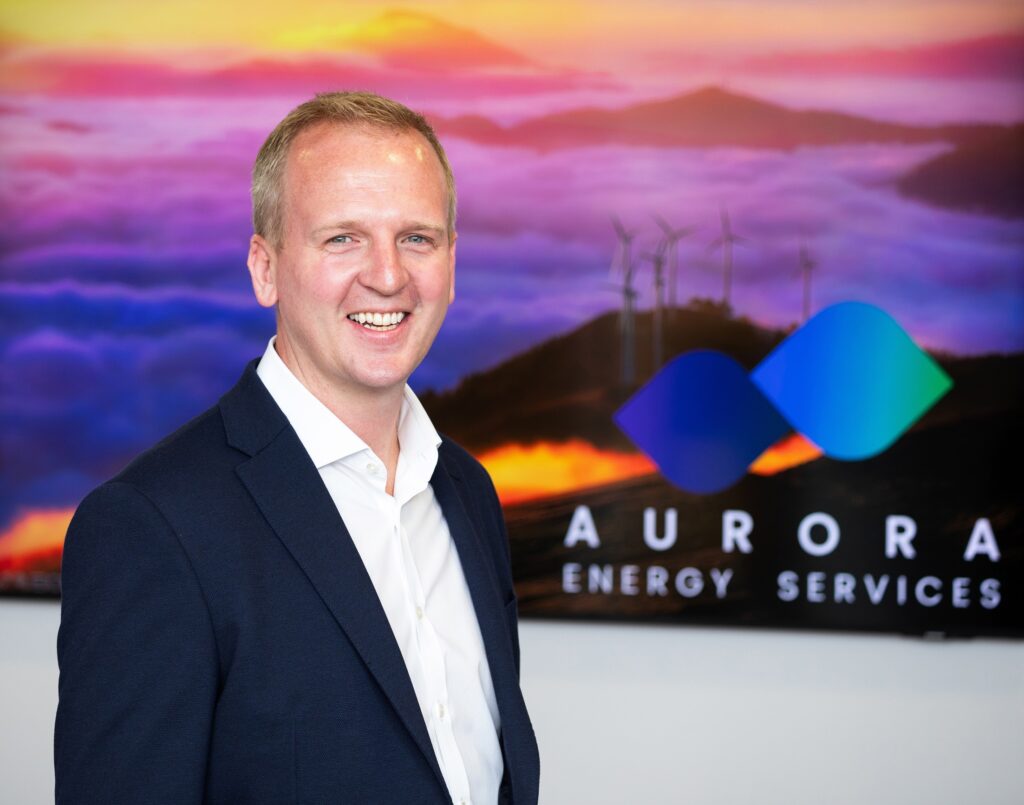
[55,92,539,805]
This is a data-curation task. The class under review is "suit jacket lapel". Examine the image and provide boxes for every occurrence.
[221,363,448,796]
[430,450,533,801]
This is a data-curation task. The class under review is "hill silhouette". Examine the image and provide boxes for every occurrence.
[434,86,1011,151]
[421,301,1021,455]
[897,125,1024,218]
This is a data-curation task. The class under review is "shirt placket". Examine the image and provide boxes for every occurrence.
[395,497,473,805]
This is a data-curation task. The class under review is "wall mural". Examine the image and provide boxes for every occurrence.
[1,1,1021,636]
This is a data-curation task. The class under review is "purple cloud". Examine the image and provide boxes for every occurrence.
[0,281,272,338]
[0,322,270,530]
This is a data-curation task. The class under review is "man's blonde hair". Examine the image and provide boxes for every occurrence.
[252,91,457,246]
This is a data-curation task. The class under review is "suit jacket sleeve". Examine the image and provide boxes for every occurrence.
[55,481,219,804]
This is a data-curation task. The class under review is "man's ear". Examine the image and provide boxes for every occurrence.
[448,230,457,304]
[247,234,278,308]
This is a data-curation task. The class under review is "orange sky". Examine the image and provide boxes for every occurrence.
[0,508,72,570]
[476,434,820,504]
[479,440,657,504]
[2,1,1021,61]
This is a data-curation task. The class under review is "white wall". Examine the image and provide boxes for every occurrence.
[4,599,1022,804]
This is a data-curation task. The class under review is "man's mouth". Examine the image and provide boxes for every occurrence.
[347,311,407,332]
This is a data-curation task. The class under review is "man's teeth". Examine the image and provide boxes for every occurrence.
[347,311,406,329]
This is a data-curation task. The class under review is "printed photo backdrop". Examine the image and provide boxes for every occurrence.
[1,1,1022,636]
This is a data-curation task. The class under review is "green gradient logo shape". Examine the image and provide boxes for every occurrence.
[751,302,953,460]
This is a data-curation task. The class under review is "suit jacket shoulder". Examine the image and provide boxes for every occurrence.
[112,398,253,508]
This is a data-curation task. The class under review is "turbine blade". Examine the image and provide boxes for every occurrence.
[652,213,672,236]
[611,214,626,238]
[609,242,623,278]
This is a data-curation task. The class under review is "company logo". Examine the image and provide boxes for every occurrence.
[614,302,953,494]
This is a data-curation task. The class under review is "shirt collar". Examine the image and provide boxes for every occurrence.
[255,336,441,477]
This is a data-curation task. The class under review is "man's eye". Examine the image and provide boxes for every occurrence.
[406,234,432,245]
[327,235,353,245]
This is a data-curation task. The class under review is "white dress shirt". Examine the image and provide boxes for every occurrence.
[256,337,502,805]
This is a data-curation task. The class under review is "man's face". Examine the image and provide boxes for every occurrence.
[248,123,455,400]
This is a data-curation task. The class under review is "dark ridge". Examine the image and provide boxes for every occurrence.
[422,301,1022,455]
[897,125,1024,218]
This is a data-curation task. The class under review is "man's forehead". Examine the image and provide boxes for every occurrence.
[278,122,449,236]
[289,122,434,168]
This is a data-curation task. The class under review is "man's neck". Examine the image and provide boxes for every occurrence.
[326,393,403,493]
[275,340,404,495]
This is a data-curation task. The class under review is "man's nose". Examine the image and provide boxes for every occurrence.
[360,239,409,295]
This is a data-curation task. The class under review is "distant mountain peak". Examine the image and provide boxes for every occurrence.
[660,85,783,111]
[685,86,753,101]
[345,8,535,70]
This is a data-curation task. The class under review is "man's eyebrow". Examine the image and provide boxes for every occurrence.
[312,220,361,236]
[402,222,446,235]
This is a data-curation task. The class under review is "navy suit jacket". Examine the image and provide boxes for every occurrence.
[55,360,540,804]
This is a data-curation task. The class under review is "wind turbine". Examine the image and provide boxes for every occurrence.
[797,242,817,323]
[642,240,668,370]
[610,215,638,385]
[707,207,749,311]
[652,214,695,309]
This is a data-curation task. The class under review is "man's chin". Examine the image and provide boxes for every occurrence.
[341,366,415,396]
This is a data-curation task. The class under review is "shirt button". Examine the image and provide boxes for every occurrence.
[415,605,424,620]
[365,462,377,474]
[437,702,446,720]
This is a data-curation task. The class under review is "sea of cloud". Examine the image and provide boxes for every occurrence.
[1,96,1022,530]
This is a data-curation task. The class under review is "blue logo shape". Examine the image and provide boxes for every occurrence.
[613,351,790,494]
[615,302,952,494]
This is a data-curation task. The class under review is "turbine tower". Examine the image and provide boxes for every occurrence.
[797,242,817,323]
[652,214,695,309]
[707,207,749,311]
[610,215,638,385]
[642,241,668,370]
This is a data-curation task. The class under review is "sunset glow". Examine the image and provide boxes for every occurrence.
[478,440,657,504]
[749,433,824,476]
[0,508,72,571]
